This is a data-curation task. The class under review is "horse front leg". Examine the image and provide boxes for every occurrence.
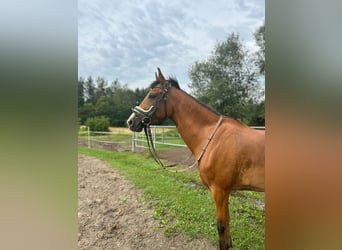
[212,187,233,250]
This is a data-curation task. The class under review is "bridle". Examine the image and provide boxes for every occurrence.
[132,82,171,126]
[131,82,175,168]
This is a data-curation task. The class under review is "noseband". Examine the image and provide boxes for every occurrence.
[132,82,171,126]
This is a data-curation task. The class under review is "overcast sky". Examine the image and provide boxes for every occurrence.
[78,0,264,92]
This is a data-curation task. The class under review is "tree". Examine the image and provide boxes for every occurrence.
[95,77,107,101]
[189,33,260,124]
[111,87,137,126]
[252,22,265,125]
[85,116,110,132]
[79,102,96,124]
[84,76,96,104]
[78,77,85,108]
[243,99,265,126]
[254,22,265,75]
[95,96,113,118]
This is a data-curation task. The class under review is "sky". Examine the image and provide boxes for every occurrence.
[78,0,264,92]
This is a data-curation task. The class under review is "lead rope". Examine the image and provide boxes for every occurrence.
[144,126,177,168]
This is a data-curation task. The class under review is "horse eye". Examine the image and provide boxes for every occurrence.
[149,94,157,99]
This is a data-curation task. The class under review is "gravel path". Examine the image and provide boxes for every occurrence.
[78,154,216,250]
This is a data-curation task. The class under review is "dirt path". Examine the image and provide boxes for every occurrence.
[78,154,216,250]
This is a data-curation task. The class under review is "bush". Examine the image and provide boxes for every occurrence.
[85,116,110,132]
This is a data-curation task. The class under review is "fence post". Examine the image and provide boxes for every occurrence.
[132,132,136,152]
[87,126,90,148]
[153,126,156,149]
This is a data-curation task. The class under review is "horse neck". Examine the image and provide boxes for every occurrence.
[168,88,220,157]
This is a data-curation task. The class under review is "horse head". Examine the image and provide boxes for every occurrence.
[127,68,173,132]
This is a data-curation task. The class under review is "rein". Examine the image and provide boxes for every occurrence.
[143,125,177,168]
[133,82,176,168]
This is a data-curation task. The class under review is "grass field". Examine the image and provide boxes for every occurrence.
[79,146,265,249]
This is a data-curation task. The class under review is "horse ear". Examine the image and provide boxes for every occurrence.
[155,72,158,81]
[157,67,166,82]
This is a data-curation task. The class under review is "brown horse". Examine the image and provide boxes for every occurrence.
[127,68,265,249]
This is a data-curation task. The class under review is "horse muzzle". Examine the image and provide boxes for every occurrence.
[127,113,144,132]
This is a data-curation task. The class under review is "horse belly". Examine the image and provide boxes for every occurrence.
[235,165,264,192]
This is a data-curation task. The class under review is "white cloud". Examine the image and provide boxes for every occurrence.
[78,0,264,91]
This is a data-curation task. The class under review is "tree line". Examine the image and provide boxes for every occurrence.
[78,23,265,129]
[78,78,147,128]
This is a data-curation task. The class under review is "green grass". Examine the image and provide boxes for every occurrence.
[79,147,265,249]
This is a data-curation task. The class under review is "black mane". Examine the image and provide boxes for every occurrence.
[150,77,180,90]
[168,77,180,89]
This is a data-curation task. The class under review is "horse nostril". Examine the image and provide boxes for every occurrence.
[127,119,133,126]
